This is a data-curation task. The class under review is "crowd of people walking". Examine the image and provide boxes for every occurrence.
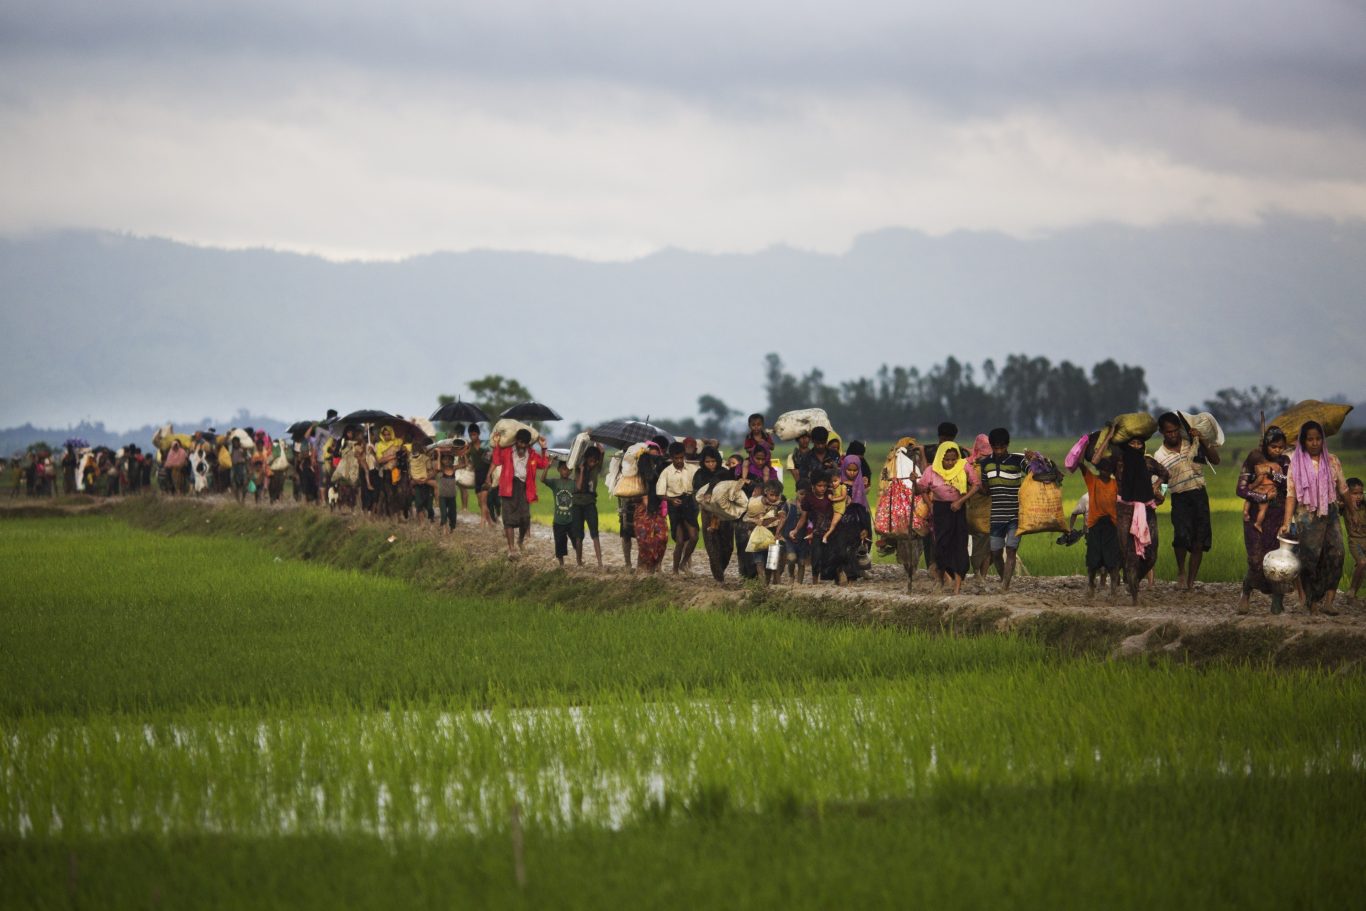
[9,404,1363,614]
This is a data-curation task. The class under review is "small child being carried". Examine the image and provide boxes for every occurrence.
[1242,449,1281,532]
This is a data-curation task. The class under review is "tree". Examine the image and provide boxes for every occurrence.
[697,395,738,441]
[1090,360,1149,421]
[1198,386,1293,432]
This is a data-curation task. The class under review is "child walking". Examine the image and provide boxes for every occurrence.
[543,459,577,566]
[437,454,459,534]
[1345,477,1364,599]
[782,479,812,584]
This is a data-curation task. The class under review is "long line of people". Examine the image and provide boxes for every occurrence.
[12,403,1362,614]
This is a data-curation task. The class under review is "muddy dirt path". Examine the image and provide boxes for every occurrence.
[10,494,1364,639]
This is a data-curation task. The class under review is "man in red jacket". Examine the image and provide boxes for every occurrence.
[489,428,549,558]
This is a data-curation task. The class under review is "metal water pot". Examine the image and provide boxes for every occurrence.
[1262,536,1302,584]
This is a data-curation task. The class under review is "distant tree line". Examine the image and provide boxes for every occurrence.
[761,353,1152,439]
[575,356,1311,445]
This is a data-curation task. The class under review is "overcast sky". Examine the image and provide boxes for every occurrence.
[3,0,1366,261]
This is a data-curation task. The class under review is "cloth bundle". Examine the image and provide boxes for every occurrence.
[774,408,831,442]
[696,479,750,520]
[966,491,992,535]
[1269,400,1354,438]
[874,477,916,538]
[490,418,538,448]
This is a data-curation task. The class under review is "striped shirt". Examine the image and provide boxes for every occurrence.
[977,453,1028,524]
[1154,439,1205,495]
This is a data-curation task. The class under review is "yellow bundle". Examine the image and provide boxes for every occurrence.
[747,526,777,551]
[1269,401,1354,438]
[966,490,992,535]
[1017,473,1067,535]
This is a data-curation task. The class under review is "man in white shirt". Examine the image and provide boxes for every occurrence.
[657,441,700,573]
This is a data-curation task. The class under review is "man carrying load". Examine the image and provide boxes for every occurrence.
[1154,412,1220,591]
[976,427,1037,591]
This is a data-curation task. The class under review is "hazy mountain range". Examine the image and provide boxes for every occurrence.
[1,217,1362,443]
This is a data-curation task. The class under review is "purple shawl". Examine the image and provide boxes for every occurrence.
[841,454,868,508]
[1290,441,1337,517]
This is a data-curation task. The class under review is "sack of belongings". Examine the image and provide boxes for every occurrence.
[774,408,831,442]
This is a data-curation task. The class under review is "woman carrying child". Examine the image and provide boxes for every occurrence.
[1236,426,1291,614]
[694,446,736,582]
[834,454,871,579]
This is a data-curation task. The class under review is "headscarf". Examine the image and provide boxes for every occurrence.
[970,433,992,464]
[374,426,402,461]
[1290,421,1336,516]
[931,441,968,494]
[840,454,868,507]
[693,445,728,492]
[1117,443,1152,503]
[739,442,777,483]
[1260,425,1287,459]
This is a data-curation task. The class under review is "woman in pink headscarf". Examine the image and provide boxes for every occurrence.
[1280,421,1349,615]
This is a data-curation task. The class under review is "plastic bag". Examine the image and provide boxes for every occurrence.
[748,526,776,551]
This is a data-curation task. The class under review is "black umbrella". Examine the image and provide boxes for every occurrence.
[383,419,434,446]
[286,420,317,440]
[500,401,562,421]
[589,420,674,450]
[338,409,398,425]
[431,400,491,424]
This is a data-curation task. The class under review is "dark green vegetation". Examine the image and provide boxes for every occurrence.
[2,513,1363,909]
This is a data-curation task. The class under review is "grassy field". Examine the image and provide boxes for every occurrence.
[2,514,1363,908]
[528,434,1365,586]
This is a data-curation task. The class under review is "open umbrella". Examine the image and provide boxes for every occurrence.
[339,409,397,425]
[431,400,492,425]
[407,416,438,439]
[501,401,562,422]
[589,419,674,450]
[378,418,433,446]
[286,420,317,440]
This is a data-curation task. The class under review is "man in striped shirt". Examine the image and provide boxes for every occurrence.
[976,427,1035,591]
[1155,413,1220,591]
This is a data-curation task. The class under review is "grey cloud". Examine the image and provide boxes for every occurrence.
[3,1,1365,128]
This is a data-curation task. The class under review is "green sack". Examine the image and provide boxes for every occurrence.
[247,479,257,494]
[1112,412,1157,443]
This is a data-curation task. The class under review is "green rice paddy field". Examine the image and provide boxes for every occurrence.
[531,433,1365,587]
[2,514,1363,909]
